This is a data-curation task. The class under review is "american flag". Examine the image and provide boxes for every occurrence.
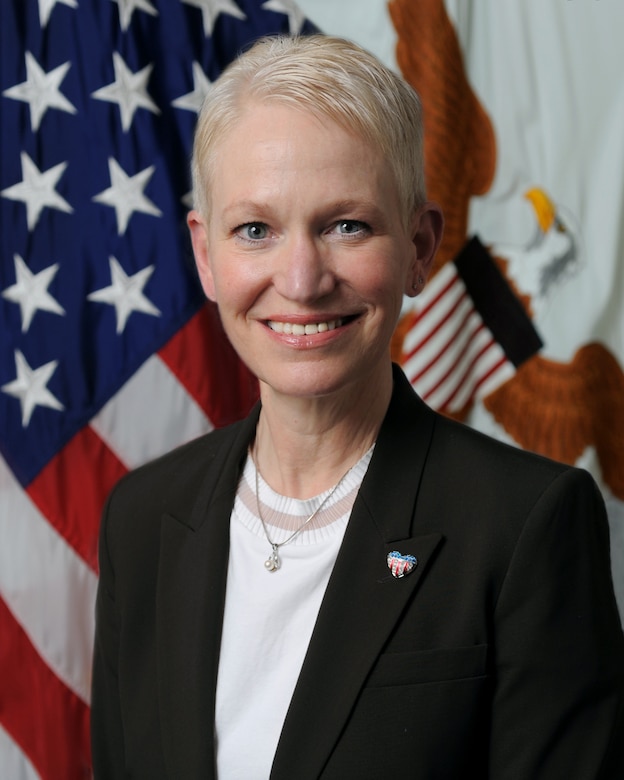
[0,1,316,776]
[400,237,543,416]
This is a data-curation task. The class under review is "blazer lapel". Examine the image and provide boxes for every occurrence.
[156,409,259,779]
[271,369,444,780]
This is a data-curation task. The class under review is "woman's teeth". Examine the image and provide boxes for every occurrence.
[268,319,342,335]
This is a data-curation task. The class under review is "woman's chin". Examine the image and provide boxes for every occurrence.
[256,359,387,405]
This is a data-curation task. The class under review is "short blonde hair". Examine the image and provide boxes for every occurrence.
[191,34,426,226]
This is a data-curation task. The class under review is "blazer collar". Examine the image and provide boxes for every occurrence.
[271,365,443,779]
[156,406,259,778]
[156,367,441,779]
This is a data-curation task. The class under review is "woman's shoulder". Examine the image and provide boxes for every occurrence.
[102,415,253,532]
[431,408,580,484]
[392,365,579,491]
[425,407,605,534]
[122,418,243,484]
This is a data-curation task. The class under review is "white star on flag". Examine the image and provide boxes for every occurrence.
[2,52,77,131]
[92,52,160,131]
[182,0,246,37]
[1,350,64,426]
[172,62,212,113]
[38,0,77,27]
[2,254,65,332]
[261,0,305,34]
[87,256,161,334]
[92,157,162,235]
[1,151,73,231]
[111,0,158,32]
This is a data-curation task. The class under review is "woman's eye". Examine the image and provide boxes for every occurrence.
[336,220,368,236]
[237,223,268,240]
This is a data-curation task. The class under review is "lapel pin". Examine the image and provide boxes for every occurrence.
[387,550,417,578]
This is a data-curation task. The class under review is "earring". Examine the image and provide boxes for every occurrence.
[412,276,424,291]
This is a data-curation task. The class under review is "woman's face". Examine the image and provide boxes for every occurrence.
[188,101,433,402]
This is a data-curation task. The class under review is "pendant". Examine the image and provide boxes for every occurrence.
[264,545,280,572]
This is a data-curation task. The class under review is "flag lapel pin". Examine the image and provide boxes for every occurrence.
[387,550,418,578]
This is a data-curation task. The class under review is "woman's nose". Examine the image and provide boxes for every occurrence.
[273,234,336,302]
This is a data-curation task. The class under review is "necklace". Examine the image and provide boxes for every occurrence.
[254,459,352,572]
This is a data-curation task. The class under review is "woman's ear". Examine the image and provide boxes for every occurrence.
[405,202,444,297]
[187,209,217,302]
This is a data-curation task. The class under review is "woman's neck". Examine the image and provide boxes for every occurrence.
[253,371,392,498]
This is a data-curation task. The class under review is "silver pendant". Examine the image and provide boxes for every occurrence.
[264,546,280,572]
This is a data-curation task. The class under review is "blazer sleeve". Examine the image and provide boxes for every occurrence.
[489,467,624,778]
[91,491,126,779]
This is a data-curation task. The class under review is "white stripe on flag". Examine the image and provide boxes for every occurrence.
[0,724,40,780]
[404,298,478,395]
[402,263,463,356]
[90,353,213,470]
[401,258,519,414]
[435,337,511,413]
[0,456,96,704]
[422,325,491,409]
[473,359,516,403]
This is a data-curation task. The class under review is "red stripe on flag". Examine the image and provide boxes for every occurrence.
[403,288,469,363]
[415,270,460,320]
[159,303,258,428]
[0,595,91,780]
[422,323,488,404]
[408,304,476,385]
[471,354,511,396]
[27,427,127,572]
[435,336,501,412]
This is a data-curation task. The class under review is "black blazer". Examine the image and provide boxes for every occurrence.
[91,366,624,778]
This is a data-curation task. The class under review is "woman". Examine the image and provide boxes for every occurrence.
[91,35,624,778]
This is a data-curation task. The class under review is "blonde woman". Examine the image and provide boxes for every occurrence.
[92,35,624,779]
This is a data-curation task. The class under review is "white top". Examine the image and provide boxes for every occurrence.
[215,448,373,779]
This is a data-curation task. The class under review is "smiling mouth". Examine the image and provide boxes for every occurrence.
[267,317,355,335]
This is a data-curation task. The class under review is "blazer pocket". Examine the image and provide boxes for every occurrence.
[365,644,488,688]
